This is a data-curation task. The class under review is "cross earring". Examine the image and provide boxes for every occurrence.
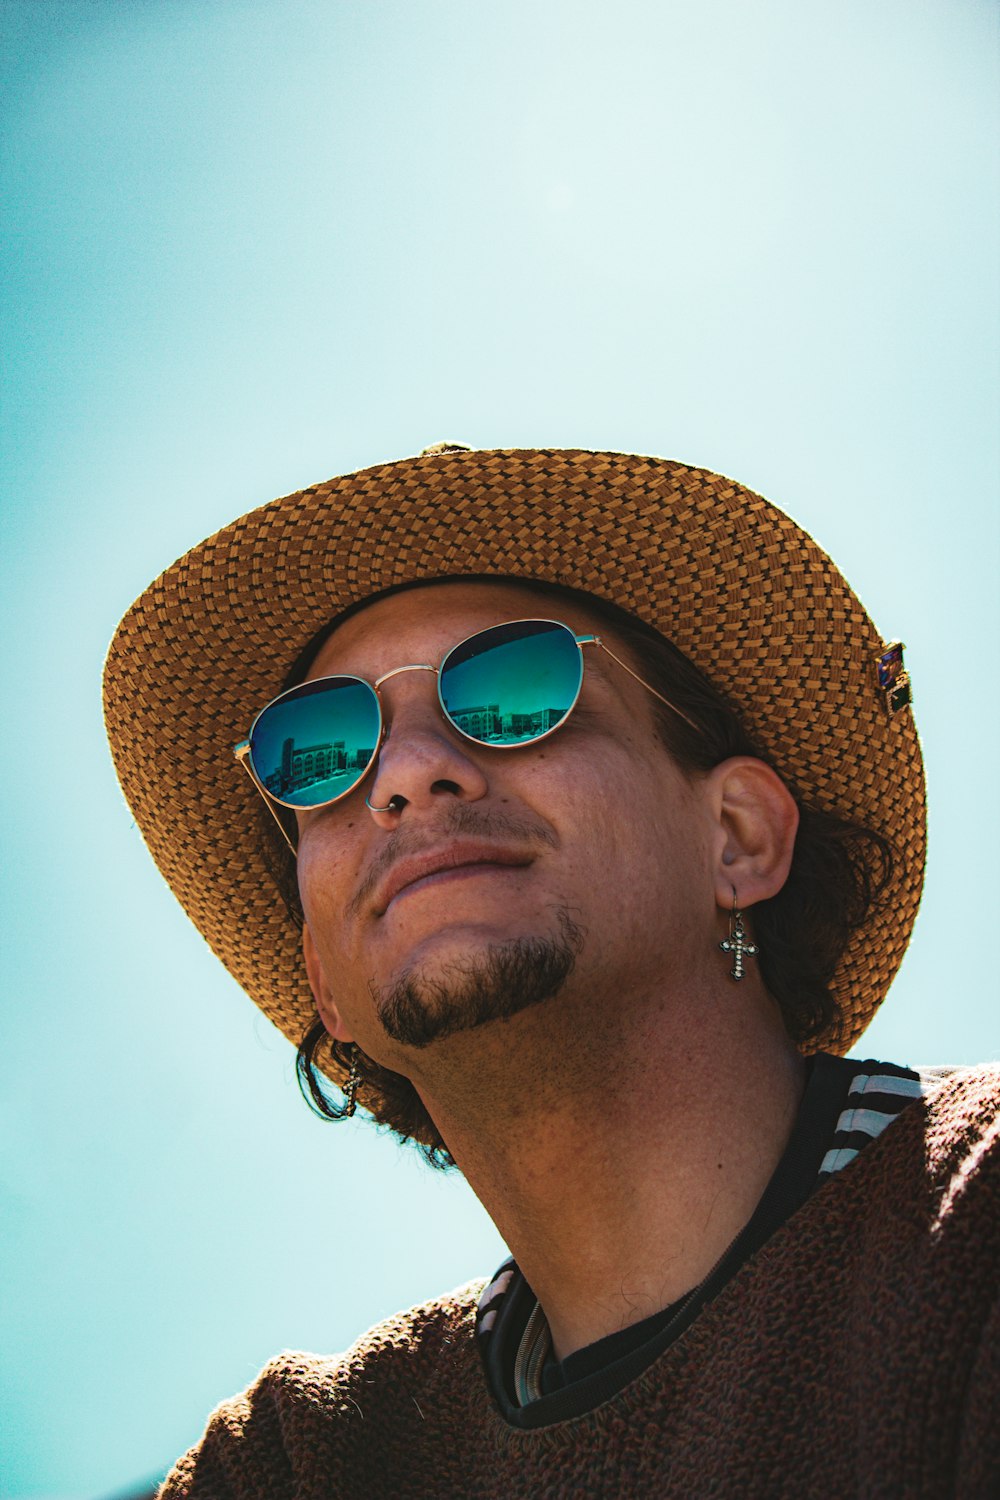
[719,890,758,981]
[343,1045,361,1116]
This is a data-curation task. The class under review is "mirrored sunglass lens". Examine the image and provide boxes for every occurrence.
[439,621,583,745]
[250,678,381,807]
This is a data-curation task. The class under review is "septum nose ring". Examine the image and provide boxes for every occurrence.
[366,794,404,814]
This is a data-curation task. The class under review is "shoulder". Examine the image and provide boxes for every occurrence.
[912,1062,1000,1182]
[916,1062,1000,1216]
[918,1059,1000,1134]
[244,1277,484,1409]
[159,1281,486,1497]
[825,1061,1000,1239]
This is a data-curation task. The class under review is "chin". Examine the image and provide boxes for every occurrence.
[372,915,584,1051]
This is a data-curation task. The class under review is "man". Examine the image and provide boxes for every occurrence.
[104,446,998,1497]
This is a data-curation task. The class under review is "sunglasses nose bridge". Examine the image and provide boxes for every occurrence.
[368,662,450,761]
[373,662,438,690]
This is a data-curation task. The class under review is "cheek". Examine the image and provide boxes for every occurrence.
[295,825,365,954]
[547,746,708,895]
[535,726,665,815]
[529,744,653,863]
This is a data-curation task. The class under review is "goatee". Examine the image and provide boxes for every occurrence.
[374,908,584,1049]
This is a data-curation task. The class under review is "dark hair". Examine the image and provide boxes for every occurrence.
[261,580,894,1168]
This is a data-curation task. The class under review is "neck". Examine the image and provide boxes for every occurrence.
[412,975,805,1360]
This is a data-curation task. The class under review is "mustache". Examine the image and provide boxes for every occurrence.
[347,802,558,919]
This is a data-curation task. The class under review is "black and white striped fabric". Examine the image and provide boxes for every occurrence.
[817,1061,935,1178]
[477,1260,517,1341]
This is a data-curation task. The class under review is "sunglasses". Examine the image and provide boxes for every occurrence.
[235,617,697,849]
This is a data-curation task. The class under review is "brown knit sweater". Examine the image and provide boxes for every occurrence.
[160,1067,999,1498]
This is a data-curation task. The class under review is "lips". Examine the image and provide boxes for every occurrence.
[374,841,533,915]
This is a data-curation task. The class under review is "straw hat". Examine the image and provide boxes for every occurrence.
[103,446,925,1070]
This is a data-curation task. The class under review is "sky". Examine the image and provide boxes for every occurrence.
[1,1,997,1494]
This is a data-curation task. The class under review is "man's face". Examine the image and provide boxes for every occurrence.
[297,582,720,1074]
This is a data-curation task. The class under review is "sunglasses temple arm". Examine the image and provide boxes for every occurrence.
[235,746,298,858]
[593,640,701,735]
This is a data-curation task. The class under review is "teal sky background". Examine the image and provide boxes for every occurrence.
[2,2,997,1494]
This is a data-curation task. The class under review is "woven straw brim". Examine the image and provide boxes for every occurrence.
[103,448,925,1078]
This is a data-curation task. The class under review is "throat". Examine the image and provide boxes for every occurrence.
[441,1022,807,1361]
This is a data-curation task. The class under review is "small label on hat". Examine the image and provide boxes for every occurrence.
[875,641,912,718]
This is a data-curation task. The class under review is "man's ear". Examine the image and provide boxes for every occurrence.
[706,756,799,911]
[302,923,355,1042]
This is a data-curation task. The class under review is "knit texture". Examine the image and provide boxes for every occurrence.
[160,1067,999,1499]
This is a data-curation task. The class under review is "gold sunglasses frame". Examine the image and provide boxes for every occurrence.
[234,618,698,856]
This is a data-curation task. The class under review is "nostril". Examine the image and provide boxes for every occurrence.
[430,779,462,795]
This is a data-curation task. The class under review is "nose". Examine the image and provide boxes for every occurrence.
[364,673,489,825]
